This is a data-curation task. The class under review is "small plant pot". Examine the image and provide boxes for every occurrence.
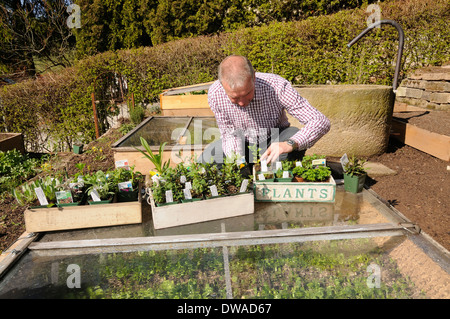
[292,176,305,182]
[57,201,81,208]
[256,171,275,183]
[88,197,114,205]
[73,144,84,154]
[117,190,139,202]
[343,173,366,193]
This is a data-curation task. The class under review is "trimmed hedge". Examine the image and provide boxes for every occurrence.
[0,0,448,152]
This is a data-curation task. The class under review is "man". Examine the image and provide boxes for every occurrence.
[200,55,330,166]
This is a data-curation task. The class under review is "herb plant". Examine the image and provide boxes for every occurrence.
[344,156,367,177]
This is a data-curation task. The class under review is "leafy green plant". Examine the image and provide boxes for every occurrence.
[84,170,115,201]
[135,138,170,175]
[344,156,367,177]
[300,166,331,182]
[292,166,305,177]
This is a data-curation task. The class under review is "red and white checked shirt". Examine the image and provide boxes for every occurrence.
[208,72,331,157]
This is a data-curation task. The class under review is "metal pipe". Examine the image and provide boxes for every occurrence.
[347,19,404,92]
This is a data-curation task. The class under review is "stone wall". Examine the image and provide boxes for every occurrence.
[395,65,450,111]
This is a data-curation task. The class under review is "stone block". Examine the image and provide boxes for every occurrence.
[424,81,450,92]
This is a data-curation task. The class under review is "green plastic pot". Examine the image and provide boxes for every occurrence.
[73,144,84,154]
[343,173,366,193]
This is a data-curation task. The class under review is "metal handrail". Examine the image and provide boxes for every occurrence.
[347,20,404,92]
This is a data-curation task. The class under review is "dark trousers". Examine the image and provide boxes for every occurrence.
[199,126,306,166]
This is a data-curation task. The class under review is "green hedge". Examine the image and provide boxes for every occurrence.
[0,0,448,152]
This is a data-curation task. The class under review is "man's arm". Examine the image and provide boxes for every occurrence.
[261,80,330,163]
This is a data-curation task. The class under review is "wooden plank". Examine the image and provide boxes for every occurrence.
[0,232,39,278]
[24,201,142,233]
[150,192,254,229]
[161,81,213,96]
[28,223,415,253]
[161,108,214,116]
[160,94,209,110]
[391,119,450,161]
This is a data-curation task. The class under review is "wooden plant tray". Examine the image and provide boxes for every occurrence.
[253,176,336,203]
[24,198,142,233]
[149,191,254,229]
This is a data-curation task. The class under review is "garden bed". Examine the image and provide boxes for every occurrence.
[149,191,254,229]
[24,199,142,232]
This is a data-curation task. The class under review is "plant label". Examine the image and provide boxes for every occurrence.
[115,159,130,170]
[295,161,302,167]
[340,153,349,170]
[240,179,249,193]
[261,160,268,172]
[276,161,282,170]
[312,159,326,167]
[282,171,290,178]
[185,181,192,190]
[183,188,192,200]
[118,181,133,192]
[34,187,49,206]
[165,190,173,203]
[180,175,186,183]
[90,189,101,202]
[258,173,265,181]
[209,185,219,197]
[56,191,73,204]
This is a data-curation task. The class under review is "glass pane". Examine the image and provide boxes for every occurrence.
[119,117,190,147]
[0,248,226,299]
[181,118,219,145]
[228,239,426,299]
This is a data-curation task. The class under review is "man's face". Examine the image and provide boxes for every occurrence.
[222,76,255,107]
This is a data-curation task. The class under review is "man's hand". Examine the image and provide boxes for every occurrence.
[260,142,293,164]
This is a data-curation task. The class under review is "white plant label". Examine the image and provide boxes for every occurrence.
[240,179,249,193]
[275,161,282,170]
[90,189,101,202]
[34,187,48,206]
[340,153,349,170]
[165,190,173,203]
[282,171,290,178]
[295,161,302,167]
[258,173,265,181]
[209,185,219,197]
[115,160,130,170]
[185,181,192,190]
[183,188,192,200]
[261,159,268,172]
[180,175,186,183]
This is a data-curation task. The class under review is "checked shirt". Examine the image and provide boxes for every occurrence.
[208,72,331,157]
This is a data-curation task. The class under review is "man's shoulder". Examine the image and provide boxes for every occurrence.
[255,72,289,91]
[208,80,223,96]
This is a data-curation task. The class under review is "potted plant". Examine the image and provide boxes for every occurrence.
[152,167,184,206]
[300,166,331,182]
[135,138,170,176]
[292,166,306,182]
[343,156,367,193]
[275,169,293,182]
[84,170,115,204]
[110,166,144,202]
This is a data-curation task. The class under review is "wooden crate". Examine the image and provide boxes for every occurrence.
[24,198,142,233]
[149,192,254,229]
[253,176,336,203]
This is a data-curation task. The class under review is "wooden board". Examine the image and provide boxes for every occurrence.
[160,94,209,110]
[161,108,214,116]
[150,192,254,229]
[254,177,336,203]
[391,119,450,161]
[24,201,142,232]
